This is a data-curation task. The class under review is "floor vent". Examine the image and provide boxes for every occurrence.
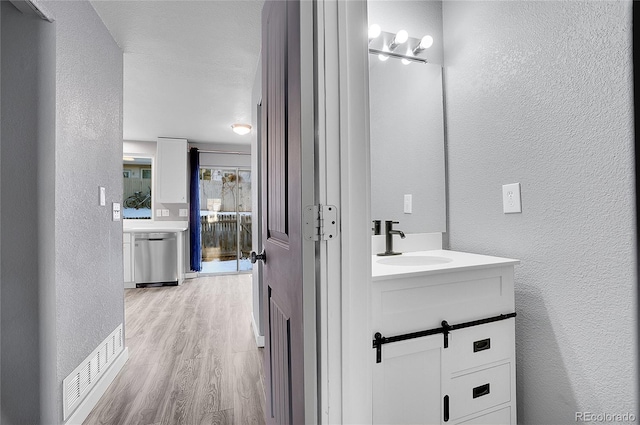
[63,324,124,421]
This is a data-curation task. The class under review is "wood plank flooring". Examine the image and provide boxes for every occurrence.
[83,274,265,425]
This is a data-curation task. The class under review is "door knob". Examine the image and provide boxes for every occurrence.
[250,250,266,264]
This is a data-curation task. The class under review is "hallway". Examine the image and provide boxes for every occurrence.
[84,275,265,425]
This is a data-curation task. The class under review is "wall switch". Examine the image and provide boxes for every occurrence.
[156,209,162,217]
[502,183,522,213]
[404,194,412,214]
[99,186,106,206]
[179,208,188,217]
[162,209,170,217]
[112,202,121,221]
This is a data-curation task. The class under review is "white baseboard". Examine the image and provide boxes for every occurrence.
[252,313,265,347]
[65,347,129,425]
[185,272,198,279]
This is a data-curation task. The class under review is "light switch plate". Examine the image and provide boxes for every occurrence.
[99,186,106,206]
[156,209,162,217]
[179,209,188,217]
[404,194,412,214]
[162,209,170,217]
[502,183,522,213]
[112,202,121,221]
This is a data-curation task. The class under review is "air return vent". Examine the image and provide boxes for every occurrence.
[63,324,124,421]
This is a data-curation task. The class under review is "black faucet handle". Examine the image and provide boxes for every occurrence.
[372,220,382,235]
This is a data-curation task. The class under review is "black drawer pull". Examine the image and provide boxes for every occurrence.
[473,338,491,352]
[443,395,449,422]
[473,383,490,398]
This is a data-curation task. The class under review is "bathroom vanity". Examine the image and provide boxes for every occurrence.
[372,250,519,425]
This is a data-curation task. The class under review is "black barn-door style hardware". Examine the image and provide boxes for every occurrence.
[372,312,516,363]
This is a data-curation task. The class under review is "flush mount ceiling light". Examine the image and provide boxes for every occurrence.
[231,123,252,135]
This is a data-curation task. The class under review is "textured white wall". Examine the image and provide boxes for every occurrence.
[442,1,636,423]
[48,2,124,422]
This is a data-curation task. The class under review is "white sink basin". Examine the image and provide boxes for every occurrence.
[376,255,453,267]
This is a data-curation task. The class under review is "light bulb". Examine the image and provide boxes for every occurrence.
[395,30,408,44]
[420,35,434,49]
[368,24,381,39]
[378,54,389,62]
[401,58,411,65]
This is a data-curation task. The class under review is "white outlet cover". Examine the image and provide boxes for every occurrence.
[156,209,162,217]
[502,183,522,214]
[179,209,188,217]
[162,209,170,217]
[112,202,121,221]
[404,194,412,214]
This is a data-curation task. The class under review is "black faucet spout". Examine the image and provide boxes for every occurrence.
[378,221,405,256]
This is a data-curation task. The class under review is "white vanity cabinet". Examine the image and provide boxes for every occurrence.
[372,251,519,425]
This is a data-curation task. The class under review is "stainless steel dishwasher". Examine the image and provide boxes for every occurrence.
[134,232,178,287]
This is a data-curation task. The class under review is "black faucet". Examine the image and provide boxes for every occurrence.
[378,220,406,256]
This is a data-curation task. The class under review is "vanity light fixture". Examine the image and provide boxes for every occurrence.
[388,29,408,51]
[368,28,430,64]
[368,24,381,40]
[231,123,252,135]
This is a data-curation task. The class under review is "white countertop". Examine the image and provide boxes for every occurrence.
[372,249,519,281]
[123,220,188,232]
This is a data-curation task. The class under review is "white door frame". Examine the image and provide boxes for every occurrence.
[314,1,372,423]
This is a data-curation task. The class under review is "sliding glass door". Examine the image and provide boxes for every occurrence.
[199,167,252,273]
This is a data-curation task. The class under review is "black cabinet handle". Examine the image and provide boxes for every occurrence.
[473,338,491,352]
[443,395,449,422]
[473,383,490,399]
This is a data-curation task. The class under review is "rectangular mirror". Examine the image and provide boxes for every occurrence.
[369,59,446,234]
[123,156,153,219]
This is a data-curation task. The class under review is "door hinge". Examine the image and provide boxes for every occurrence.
[303,205,337,241]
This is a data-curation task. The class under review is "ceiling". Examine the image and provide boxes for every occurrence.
[91,0,264,145]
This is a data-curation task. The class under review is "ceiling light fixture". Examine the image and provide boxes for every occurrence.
[231,123,252,135]
[123,156,135,161]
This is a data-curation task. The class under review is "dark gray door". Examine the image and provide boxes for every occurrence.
[261,1,305,424]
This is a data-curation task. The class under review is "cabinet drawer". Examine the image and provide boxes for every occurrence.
[448,363,511,421]
[448,319,514,373]
[457,406,511,424]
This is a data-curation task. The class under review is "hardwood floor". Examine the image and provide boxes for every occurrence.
[83,274,265,425]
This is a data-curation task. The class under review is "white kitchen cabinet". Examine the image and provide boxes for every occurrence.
[371,252,518,425]
[156,138,187,203]
[123,232,135,288]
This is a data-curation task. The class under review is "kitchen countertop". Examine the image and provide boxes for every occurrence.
[372,249,519,281]
[123,220,188,232]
